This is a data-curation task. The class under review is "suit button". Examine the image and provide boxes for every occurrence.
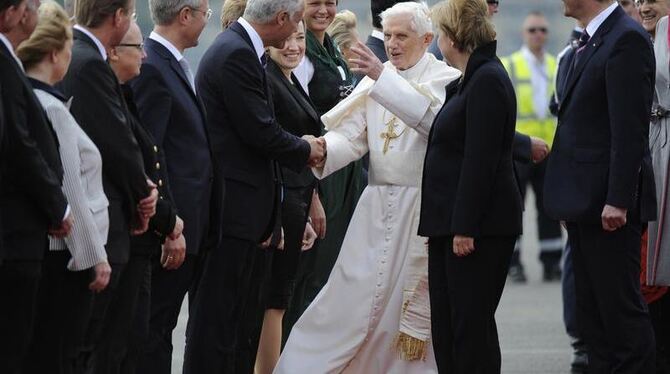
[155,162,160,170]
[158,179,163,187]
[159,196,164,200]
[153,146,158,153]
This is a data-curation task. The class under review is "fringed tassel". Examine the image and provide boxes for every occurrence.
[392,331,427,361]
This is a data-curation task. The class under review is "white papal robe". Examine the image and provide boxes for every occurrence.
[274,53,461,374]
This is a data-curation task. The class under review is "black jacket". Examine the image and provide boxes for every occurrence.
[196,21,310,243]
[0,42,68,260]
[122,85,178,255]
[419,41,523,238]
[266,58,321,189]
[58,29,149,263]
[543,7,656,223]
[130,37,223,255]
[366,34,387,63]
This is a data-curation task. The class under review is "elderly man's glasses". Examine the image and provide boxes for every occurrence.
[118,42,144,50]
[636,0,657,5]
[487,0,500,5]
[190,7,213,20]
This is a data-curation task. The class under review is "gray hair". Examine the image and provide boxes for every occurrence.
[380,1,432,36]
[243,0,302,24]
[149,0,202,25]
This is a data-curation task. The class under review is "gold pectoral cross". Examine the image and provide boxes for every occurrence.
[380,117,401,155]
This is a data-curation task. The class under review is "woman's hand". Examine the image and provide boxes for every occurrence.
[302,222,317,251]
[310,190,327,239]
[453,235,475,257]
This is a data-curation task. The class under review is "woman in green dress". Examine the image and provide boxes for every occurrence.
[284,0,365,337]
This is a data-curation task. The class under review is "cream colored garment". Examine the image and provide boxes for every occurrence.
[275,53,460,374]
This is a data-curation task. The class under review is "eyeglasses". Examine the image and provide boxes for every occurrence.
[527,27,548,34]
[487,0,499,5]
[190,7,213,20]
[117,42,144,50]
[636,0,657,5]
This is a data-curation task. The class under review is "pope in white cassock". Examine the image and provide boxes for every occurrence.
[274,3,461,373]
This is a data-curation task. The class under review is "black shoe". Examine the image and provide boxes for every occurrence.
[508,264,527,283]
[543,263,562,282]
[570,349,588,373]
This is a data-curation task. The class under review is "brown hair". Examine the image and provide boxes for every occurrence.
[17,1,72,70]
[75,0,132,28]
[326,10,357,51]
[432,0,495,54]
[221,0,246,29]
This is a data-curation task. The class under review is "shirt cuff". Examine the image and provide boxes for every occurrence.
[62,205,71,222]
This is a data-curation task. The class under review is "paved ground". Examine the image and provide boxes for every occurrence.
[171,194,574,373]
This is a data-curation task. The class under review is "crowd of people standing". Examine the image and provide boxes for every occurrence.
[1,0,669,373]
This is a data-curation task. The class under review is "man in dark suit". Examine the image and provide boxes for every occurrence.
[183,0,325,372]
[129,0,223,371]
[544,1,656,371]
[0,0,73,372]
[56,0,158,369]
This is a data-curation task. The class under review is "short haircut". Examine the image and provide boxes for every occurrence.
[150,0,201,25]
[327,10,357,51]
[0,0,24,14]
[242,0,302,24]
[371,0,409,29]
[221,0,246,29]
[526,10,545,18]
[75,0,132,28]
[17,1,72,69]
[432,0,496,54]
[380,1,432,36]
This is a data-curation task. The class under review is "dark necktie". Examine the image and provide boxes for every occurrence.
[261,53,268,69]
[573,31,590,66]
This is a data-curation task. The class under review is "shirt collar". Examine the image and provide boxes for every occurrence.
[74,24,108,60]
[28,77,68,102]
[149,31,185,62]
[238,17,265,64]
[0,33,24,70]
[585,2,619,38]
[371,29,384,42]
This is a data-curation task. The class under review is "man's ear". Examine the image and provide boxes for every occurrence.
[108,47,120,62]
[276,10,288,27]
[113,7,125,28]
[178,6,191,26]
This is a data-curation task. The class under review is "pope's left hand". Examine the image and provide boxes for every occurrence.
[349,41,385,81]
[453,235,475,257]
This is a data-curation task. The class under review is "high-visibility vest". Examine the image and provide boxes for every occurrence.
[501,50,557,146]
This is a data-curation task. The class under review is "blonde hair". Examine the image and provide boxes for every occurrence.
[326,10,358,52]
[17,1,72,70]
[221,0,246,29]
[432,0,495,54]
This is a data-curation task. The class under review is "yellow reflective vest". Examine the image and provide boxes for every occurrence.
[501,50,557,145]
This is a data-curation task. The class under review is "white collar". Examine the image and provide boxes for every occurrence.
[74,24,108,60]
[371,29,384,41]
[585,2,619,38]
[0,33,23,70]
[149,31,185,62]
[238,17,265,64]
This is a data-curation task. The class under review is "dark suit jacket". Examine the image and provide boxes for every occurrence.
[419,41,523,238]
[544,7,656,223]
[266,58,321,189]
[0,43,68,260]
[122,85,178,255]
[58,29,149,264]
[130,37,222,255]
[366,34,387,63]
[196,21,310,243]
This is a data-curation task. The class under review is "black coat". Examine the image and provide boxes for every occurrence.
[122,85,178,255]
[366,34,387,63]
[58,29,149,264]
[543,7,656,223]
[266,58,321,189]
[419,41,523,238]
[196,21,310,243]
[0,43,68,260]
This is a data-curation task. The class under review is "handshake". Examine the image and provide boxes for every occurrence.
[303,135,327,168]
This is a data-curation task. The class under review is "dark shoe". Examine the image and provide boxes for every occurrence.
[543,263,562,282]
[570,349,588,373]
[508,263,527,283]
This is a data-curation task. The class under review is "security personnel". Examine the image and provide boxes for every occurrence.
[502,10,562,283]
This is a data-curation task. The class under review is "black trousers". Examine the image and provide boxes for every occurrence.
[0,258,43,374]
[513,159,563,264]
[649,292,670,373]
[121,254,152,374]
[428,235,516,374]
[23,251,94,374]
[183,236,260,374]
[566,221,655,373]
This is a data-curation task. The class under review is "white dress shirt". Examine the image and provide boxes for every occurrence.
[0,33,23,70]
[149,31,196,90]
[586,2,619,37]
[237,17,265,64]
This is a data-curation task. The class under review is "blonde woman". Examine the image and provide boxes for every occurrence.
[326,10,360,69]
[17,2,111,373]
[220,0,246,29]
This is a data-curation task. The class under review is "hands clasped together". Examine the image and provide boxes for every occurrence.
[303,135,327,168]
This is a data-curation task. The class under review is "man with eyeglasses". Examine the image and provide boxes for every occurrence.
[501,10,563,284]
[129,0,223,373]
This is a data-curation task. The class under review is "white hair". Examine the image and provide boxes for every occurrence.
[380,1,433,36]
[243,0,302,24]
[149,0,202,25]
